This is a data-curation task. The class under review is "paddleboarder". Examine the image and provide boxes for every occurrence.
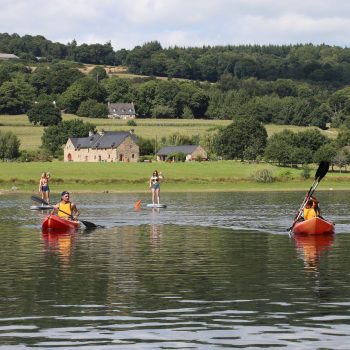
[39,172,50,204]
[149,170,163,205]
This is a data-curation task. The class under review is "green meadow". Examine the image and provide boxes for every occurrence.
[0,114,347,194]
[0,114,338,151]
[0,161,349,194]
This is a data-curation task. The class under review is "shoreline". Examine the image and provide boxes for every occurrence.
[1,186,348,195]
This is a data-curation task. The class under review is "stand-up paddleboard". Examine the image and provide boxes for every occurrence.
[146,204,167,208]
[30,204,54,210]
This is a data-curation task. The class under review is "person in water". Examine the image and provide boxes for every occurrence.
[53,191,80,221]
[149,170,164,205]
[303,196,320,220]
[39,172,50,204]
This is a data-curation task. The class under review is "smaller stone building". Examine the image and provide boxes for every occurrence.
[157,145,207,161]
[107,102,136,119]
[64,131,139,162]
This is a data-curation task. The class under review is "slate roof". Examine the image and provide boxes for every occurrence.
[0,53,19,59]
[108,102,135,115]
[69,131,137,150]
[157,145,200,156]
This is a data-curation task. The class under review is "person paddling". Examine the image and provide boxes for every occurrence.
[302,196,320,220]
[52,191,80,221]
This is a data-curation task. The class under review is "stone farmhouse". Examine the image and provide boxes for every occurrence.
[157,145,207,161]
[64,131,139,162]
[107,102,136,119]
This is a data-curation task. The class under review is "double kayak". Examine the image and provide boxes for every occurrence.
[42,214,81,231]
[292,217,335,235]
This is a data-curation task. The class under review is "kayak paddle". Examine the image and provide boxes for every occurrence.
[288,161,330,234]
[31,195,101,229]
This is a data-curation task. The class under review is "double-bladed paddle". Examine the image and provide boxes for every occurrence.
[31,195,101,229]
[288,161,330,235]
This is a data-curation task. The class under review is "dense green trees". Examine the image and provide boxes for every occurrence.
[41,119,96,157]
[58,77,107,113]
[27,101,62,126]
[0,131,20,160]
[215,117,268,161]
[76,99,108,118]
[0,75,35,113]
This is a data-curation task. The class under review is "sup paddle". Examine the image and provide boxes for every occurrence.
[31,195,101,229]
[288,161,329,235]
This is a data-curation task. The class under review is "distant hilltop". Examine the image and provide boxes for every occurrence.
[2,32,350,85]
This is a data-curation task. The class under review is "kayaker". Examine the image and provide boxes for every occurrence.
[53,191,80,221]
[149,170,164,205]
[39,172,50,204]
[302,196,320,220]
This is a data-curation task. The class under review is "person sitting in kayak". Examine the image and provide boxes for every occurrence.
[302,196,320,220]
[53,191,80,221]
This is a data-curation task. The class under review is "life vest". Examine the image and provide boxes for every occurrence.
[58,201,72,218]
[303,207,317,220]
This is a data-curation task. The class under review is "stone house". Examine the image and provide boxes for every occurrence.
[107,102,136,119]
[157,145,207,161]
[64,131,139,162]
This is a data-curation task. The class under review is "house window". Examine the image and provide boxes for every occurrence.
[131,154,134,159]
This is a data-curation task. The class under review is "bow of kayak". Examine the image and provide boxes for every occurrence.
[292,217,335,235]
[42,215,81,231]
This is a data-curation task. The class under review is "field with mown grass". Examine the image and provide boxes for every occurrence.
[0,114,338,151]
[0,161,349,194]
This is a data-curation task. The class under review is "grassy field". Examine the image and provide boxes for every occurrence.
[0,161,349,193]
[0,114,338,151]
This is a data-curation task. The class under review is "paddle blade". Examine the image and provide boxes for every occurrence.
[134,199,142,209]
[81,220,100,229]
[31,195,49,205]
[315,161,329,181]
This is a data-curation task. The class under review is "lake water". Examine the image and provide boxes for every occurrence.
[1,191,350,349]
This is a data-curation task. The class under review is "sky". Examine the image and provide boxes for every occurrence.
[1,0,350,50]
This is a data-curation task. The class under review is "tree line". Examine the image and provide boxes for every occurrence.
[2,60,350,130]
[1,33,350,168]
[3,33,350,86]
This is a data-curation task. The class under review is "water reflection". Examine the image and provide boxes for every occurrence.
[41,230,78,268]
[294,233,334,272]
[150,224,162,246]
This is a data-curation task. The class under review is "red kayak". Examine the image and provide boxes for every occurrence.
[42,215,81,230]
[292,217,335,235]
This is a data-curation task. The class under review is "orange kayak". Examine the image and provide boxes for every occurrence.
[42,215,81,230]
[292,217,335,235]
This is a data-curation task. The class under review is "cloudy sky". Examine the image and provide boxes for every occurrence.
[1,0,350,50]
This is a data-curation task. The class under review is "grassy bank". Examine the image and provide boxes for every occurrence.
[0,161,349,194]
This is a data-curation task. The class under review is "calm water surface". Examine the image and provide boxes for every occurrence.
[0,191,350,349]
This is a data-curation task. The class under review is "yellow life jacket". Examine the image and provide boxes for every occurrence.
[58,201,72,218]
[303,207,317,220]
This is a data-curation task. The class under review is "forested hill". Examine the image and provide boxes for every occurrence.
[2,32,350,85]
